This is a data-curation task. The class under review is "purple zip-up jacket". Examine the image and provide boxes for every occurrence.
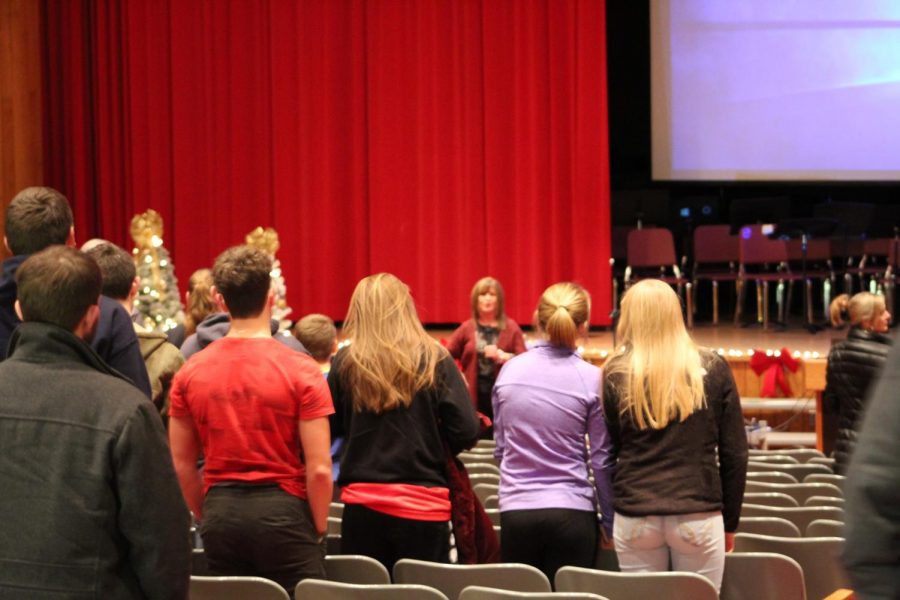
[492,340,615,534]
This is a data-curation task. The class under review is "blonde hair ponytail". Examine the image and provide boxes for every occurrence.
[537,282,590,349]
[831,292,885,328]
[185,268,216,336]
[606,279,705,430]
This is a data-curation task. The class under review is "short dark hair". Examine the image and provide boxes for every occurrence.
[84,242,136,300]
[293,313,337,361]
[5,187,74,255]
[212,245,273,319]
[16,246,101,331]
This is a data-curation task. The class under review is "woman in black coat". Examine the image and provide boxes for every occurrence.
[825,292,892,474]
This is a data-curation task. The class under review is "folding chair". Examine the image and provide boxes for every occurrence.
[733,533,848,600]
[805,519,844,538]
[745,481,843,504]
[739,505,844,536]
[692,224,741,325]
[743,492,799,508]
[190,576,289,600]
[394,559,551,600]
[624,228,694,327]
[734,225,804,329]
[324,555,391,585]
[737,517,801,538]
[719,552,805,600]
[296,580,448,600]
[459,586,608,600]
[555,566,717,600]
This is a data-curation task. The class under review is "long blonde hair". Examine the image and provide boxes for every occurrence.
[606,279,706,430]
[184,268,216,336]
[536,282,590,349]
[342,273,446,413]
[829,292,885,328]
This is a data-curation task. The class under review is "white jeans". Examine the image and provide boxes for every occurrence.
[612,511,726,591]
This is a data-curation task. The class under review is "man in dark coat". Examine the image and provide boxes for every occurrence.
[0,246,191,599]
[0,186,152,398]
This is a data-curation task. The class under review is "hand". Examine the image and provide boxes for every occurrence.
[484,344,499,360]
[725,532,735,552]
[599,526,614,550]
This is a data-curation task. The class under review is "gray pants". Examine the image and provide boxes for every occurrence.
[613,511,726,591]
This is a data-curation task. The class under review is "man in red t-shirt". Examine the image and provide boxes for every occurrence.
[169,245,333,595]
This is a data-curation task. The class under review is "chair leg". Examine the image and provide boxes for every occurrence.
[762,280,770,330]
[756,281,765,325]
[685,282,694,329]
[712,280,719,325]
[806,278,814,325]
[734,279,745,327]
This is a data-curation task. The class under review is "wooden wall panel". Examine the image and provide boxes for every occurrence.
[0,0,43,257]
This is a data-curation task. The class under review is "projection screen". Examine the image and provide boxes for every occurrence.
[651,1,900,181]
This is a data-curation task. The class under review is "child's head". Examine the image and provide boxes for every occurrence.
[294,313,338,363]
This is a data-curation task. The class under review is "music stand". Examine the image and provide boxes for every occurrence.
[770,218,838,333]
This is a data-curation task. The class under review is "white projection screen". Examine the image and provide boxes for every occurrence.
[651,1,900,181]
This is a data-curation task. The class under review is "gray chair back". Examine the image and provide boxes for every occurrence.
[720,552,805,600]
[739,504,844,534]
[325,555,391,584]
[805,519,844,538]
[743,492,799,507]
[393,559,551,600]
[464,462,502,476]
[296,580,448,600]
[749,448,824,463]
[733,533,847,600]
[745,481,843,504]
[803,473,845,487]
[473,483,499,505]
[459,586,608,600]
[804,495,844,508]
[555,566,717,600]
[737,517,801,538]
[744,454,800,464]
[190,576,289,600]
[747,463,833,480]
[746,471,798,484]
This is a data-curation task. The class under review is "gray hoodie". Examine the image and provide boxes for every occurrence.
[180,312,307,360]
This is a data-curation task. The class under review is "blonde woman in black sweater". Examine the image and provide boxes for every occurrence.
[602,279,748,592]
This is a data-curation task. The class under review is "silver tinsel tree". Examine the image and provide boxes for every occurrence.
[131,209,185,332]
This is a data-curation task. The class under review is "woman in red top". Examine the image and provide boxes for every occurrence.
[446,277,526,425]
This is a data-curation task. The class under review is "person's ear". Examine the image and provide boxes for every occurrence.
[66,226,76,248]
[211,286,228,313]
[129,276,140,302]
[14,299,23,321]
[73,303,101,341]
[3,236,10,255]
[267,287,276,308]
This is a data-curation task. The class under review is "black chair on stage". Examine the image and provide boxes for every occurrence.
[774,218,838,331]
[813,202,874,294]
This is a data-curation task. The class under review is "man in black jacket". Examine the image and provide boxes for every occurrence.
[0,186,152,398]
[0,246,190,599]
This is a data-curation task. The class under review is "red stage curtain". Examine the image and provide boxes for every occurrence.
[41,0,611,325]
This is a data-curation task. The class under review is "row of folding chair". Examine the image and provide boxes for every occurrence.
[192,550,842,600]
[739,516,843,538]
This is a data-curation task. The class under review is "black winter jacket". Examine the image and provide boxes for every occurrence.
[603,351,749,532]
[0,322,191,599]
[823,327,892,474]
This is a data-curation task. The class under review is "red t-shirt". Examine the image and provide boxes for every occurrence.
[169,337,334,499]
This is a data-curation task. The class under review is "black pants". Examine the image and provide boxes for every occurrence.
[500,508,598,585]
[341,504,450,572]
[201,485,325,598]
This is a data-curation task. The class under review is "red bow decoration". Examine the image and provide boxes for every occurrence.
[749,348,801,398]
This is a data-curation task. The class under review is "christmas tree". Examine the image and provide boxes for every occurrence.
[246,226,292,330]
[131,209,185,332]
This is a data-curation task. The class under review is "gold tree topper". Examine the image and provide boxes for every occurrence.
[245,226,280,256]
[130,209,165,249]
